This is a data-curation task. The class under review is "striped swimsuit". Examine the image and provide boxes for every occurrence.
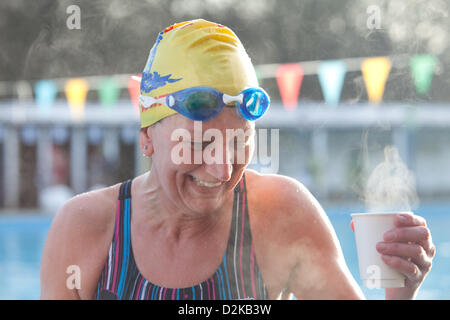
[94,174,268,300]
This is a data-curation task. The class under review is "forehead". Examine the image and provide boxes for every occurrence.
[160,108,255,135]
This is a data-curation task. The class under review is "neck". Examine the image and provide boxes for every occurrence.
[133,170,232,242]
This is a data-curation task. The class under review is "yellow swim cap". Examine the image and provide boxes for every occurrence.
[139,19,258,128]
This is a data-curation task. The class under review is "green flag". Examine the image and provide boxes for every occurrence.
[410,54,438,96]
[99,78,120,108]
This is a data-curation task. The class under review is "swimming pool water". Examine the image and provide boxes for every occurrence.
[0,203,449,300]
[0,215,52,300]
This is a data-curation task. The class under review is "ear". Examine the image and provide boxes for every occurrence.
[139,126,154,157]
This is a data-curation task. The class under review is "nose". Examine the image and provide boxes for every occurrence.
[205,162,232,182]
[202,136,235,182]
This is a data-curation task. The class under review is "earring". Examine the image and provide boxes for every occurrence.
[143,145,150,158]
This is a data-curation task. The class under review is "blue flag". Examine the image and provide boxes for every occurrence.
[318,60,346,105]
[34,80,57,111]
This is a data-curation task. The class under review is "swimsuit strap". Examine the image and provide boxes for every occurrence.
[223,174,268,299]
[95,179,133,299]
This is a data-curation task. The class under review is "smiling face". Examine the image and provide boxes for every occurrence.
[141,107,255,215]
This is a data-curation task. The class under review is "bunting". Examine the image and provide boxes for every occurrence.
[99,78,120,109]
[410,54,437,96]
[0,54,440,113]
[276,63,303,110]
[34,80,57,112]
[128,74,141,115]
[361,57,392,104]
[318,60,347,105]
[65,78,88,121]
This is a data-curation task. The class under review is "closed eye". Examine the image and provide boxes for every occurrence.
[190,141,213,150]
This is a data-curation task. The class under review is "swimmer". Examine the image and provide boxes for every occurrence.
[40,19,435,300]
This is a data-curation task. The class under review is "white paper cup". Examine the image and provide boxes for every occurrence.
[351,212,408,288]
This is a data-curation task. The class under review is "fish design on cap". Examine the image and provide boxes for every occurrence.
[141,71,182,94]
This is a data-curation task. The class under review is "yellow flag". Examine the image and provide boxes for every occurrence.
[361,57,391,104]
[65,78,88,120]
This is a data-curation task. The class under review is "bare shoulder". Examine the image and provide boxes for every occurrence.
[244,169,330,237]
[45,183,121,248]
[40,183,121,299]
[54,183,120,233]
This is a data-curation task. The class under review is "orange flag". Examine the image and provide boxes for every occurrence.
[128,74,141,115]
[65,78,88,121]
[276,64,303,110]
[361,57,392,104]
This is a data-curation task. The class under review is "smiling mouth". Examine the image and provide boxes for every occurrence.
[189,175,223,188]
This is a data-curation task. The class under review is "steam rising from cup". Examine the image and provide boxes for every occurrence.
[364,145,419,212]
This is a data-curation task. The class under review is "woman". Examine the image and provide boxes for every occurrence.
[41,19,435,300]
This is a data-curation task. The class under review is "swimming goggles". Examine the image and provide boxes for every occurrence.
[139,86,270,121]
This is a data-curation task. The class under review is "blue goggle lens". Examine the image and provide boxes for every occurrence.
[245,91,263,116]
[183,91,220,120]
[238,88,270,120]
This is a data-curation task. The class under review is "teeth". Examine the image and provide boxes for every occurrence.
[192,176,222,188]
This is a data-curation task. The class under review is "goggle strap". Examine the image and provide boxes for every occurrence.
[168,95,175,107]
[139,95,168,109]
[223,93,243,105]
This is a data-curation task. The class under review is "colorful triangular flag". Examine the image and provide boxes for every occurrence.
[128,74,141,115]
[34,80,57,112]
[410,54,438,96]
[65,78,88,121]
[276,64,303,110]
[361,57,391,104]
[99,78,120,109]
[318,60,347,105]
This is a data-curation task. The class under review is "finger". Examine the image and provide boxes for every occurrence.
[395,214,435,258]
[381,255,421,282]
[376,242,432,270]
[395,213,427,228]
[428,243,436,258]
[384,226,431,243]
[419,239,436,259]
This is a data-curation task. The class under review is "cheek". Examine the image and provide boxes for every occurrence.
[231,145,252,174]
[152,140,182,173]
[247,142,256,162]
[153,152,195,175]
[232,143,253,165]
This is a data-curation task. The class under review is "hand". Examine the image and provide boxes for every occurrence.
[375,213,436,299]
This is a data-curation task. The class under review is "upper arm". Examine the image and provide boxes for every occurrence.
[249,172,365,299]
[40,198,84,299]
[283,179,364,299]
[40,189,115,300]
